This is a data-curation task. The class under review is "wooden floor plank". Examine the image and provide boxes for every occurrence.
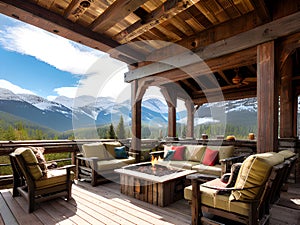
[0,192,18,225]
[0,181,299,225]
[1,191,43,225]
[82,182,191,224]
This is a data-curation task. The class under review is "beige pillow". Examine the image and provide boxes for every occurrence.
[185,145,206,162]
[207,146,234,161]
[82,142,108,160]
[14,147,43,180]
[103,141,122,158]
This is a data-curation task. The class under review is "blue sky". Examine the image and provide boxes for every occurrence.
[0,13,130,101]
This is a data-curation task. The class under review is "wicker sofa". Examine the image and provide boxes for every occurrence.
[151,144,246,177]
[76,141,136,186]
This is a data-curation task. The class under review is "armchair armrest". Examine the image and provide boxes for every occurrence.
[220,153,250,174]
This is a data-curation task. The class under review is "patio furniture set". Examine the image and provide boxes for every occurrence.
[9,142,297,225]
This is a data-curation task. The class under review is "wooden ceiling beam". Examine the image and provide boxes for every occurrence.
[0,0,145,62]
[148,11,262,61]
[249,0,271,22]
[125,11,300,81]
[114,0,200,44]
[90,0,149,33]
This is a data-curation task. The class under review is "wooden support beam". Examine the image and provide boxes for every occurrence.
[90,0,149,33]
[131,80,145,162]
[280,55,294,138]
[0,0,145,62]
[257,41,278,153]
[185,100,194,139]
[113,0,200,44]
[125,11,300,82]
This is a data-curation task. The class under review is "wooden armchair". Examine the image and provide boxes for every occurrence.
[10,147,75,213]
[186,150,297,225]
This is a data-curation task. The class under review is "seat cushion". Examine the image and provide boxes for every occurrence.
[158,160,199,170]
[192,164,222,176]
[82,142,108,160]
[96,156,135,171]
[185,145,206,162]
[14,147,43,180]
[35,169,75,190]
[184,184,251,216]
[231,152,284,201]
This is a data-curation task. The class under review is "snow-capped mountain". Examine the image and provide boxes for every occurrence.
[0,86,260,131]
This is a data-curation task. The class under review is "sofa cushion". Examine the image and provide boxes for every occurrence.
[192,164,222,176]
[231,152,284,201]
[171,146,186,160]
[278,149,296,159]
[185,145,206,162]
[96,156,135,171]
[82,142,108,160]
[202,148,219,166]
[103,141,122,158]
[158,160,200,170]
[206,146,234,161]
[114,146,127,159]
[14,147,43,180]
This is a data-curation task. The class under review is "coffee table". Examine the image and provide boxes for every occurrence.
[114,162,196,207]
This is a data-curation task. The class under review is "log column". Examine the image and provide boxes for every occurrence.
[280,55,295,138]
[161,86,177,140]
[185,100,194,139]
[131,80,146,162]
[257,41,279,153]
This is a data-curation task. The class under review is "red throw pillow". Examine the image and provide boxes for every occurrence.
[202,148,219,166]
[171,146,186,160]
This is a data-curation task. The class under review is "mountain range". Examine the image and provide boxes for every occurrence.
[0,87,259,132]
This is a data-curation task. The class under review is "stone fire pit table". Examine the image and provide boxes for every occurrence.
[114,162,196,207]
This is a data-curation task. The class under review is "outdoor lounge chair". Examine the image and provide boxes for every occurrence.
[10,147,75,213]
[184,150,297,225]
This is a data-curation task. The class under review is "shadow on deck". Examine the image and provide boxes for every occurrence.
[0,181,299,225]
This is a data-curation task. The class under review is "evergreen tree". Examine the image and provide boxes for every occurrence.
[116,115,126,139]
[107,123,116,139]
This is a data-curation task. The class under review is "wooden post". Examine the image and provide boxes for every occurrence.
[185,100,194,139]
[161,86,177,139]
[257,41,278,153]
[280,55,295,138]
[131,80,143,162]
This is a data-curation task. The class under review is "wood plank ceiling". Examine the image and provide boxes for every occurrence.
[0,0,285,104]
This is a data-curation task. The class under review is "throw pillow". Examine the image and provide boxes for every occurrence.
[171,146,186,161]
[202,148,219,166]
[226,163,242,188]
[114,146,127,159]
[29,146,48,175]
[164,150,175,160]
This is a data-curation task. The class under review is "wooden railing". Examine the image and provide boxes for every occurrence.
[1,138,298,188]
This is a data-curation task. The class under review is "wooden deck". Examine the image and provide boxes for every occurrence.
[0,181,299,225]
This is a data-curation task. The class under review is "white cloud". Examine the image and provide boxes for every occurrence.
[0,79,35,95]
[0,23,103,75]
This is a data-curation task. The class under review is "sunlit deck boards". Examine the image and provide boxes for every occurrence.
[0,181,299,225]
[0,181,191,225]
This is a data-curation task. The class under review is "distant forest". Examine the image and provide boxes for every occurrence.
[0,114,257,141]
